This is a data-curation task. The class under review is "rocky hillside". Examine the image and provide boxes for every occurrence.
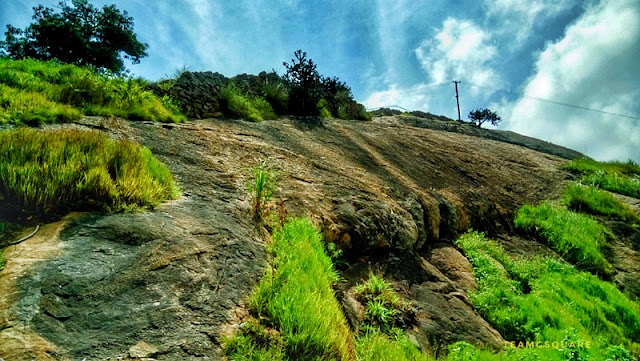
[1,115,638,360]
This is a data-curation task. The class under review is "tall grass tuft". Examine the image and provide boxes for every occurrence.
[246,161,278,220]
[563,184,640,223]
[356,329,428,361]
[514,203,612,275]
[0,58,186,124]
[229,218,353,361]
[0,128,178,219]
[220,84,276,122]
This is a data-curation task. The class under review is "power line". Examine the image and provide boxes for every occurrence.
[463,82,640,121]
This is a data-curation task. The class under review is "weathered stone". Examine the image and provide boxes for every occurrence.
[427,244,478,291]
[128,341,158,358]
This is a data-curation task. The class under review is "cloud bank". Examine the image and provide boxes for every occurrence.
[502,0,640,162]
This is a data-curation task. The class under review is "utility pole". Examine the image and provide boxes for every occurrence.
[453,80,461,121]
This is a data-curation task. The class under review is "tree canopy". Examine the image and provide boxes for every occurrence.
[468,108,502,128]
[0,0,148,73]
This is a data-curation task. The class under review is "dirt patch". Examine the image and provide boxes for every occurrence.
[0,214,79,361]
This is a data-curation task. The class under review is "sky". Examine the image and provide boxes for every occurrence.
[1,0,639,162]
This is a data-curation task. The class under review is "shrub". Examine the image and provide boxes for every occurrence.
[282,50,369,119]
[317,98,333,118]
[514,203,612,275]
[220,84,276,122]
[0,128,178,219]
[563,184,640,223]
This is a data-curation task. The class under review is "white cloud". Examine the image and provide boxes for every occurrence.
[503,0,640,162]
[363,84,431,111]
[485,0,575,47]
[414,18,502,97]
[373,0,416,86]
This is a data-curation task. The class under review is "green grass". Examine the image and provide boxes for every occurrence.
[0,128,179,218]
[562,158,640,199]
[261,81,289,115]
[229,218,353,361]
[583,171,640,199]
[246,162,278,220]
[514,203,612,275]
[354,272,408,333]
[563,158,640,177]
[220,84,277,122]
[454,231,640,360]
[227,217,431,361]
[0,58,185,124]
[563,184,640,223]
[356,329,429,361]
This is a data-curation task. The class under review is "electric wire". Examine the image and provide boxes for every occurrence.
[462,81,640,121]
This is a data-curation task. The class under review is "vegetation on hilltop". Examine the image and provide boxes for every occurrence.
[0,58,185,124]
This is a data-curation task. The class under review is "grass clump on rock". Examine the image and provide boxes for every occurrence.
[0,128,178,219]
[227,218,353,361]
[220,84,276,122]
[563,184,640,223]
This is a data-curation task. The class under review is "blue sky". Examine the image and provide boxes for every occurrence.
[2,0,639,162]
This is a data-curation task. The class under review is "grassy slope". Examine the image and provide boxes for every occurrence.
[453,231,640,360]
[514,203,612,275]
[562,158,640,199]
[0,58,185,124]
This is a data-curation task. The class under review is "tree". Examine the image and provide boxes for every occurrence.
[468,108,501,128]
[283,49,324,115]
[0,0,148,73]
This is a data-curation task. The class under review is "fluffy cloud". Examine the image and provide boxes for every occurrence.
[503,0,640,162]
[485,0,575,47]
[414,18,502,97]
[363,83,432,112]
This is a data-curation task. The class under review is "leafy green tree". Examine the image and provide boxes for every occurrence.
[468,108,501,127]
[0,0,148,73]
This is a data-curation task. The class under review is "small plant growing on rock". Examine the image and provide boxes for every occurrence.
[354,272,413,333]
[246,161,279,220]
